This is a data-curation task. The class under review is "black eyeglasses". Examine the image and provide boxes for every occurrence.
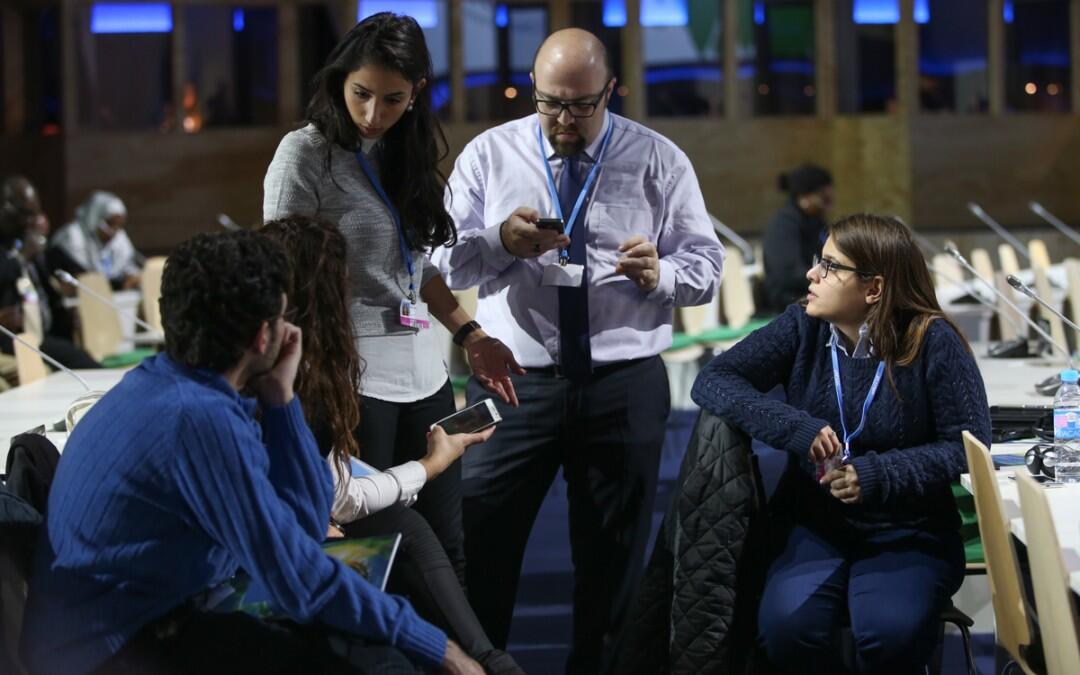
[812,254,878,280]
[533,83,612,119]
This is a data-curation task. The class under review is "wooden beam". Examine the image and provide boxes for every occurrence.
[814,0,837,117]
[620,0,644,119]
[549,0,570,31]
[895,0,918,116]
[277,1,300,126]
[449,0,465,123]
[724,0,739,119]
[61,0,77,133]
[170,2,186,133]
[2,6,26,134]
[988,0,1005,114]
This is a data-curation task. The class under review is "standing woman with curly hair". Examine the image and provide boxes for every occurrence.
[263,13,523,579]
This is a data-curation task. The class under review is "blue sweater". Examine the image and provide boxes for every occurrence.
[20,354,447,675]
[691,304,992,532]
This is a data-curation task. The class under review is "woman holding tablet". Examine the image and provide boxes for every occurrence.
[263,13,522,580]
[691,214,991,674]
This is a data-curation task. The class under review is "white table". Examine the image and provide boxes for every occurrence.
[976,352,1062,409]
[0,369,126,468]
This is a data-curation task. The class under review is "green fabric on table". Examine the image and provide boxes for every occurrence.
[450,375,470,395]
[952,481,984,564]
[101,348,157,370]
[669,317,774,352]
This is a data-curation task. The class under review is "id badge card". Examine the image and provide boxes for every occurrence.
[399,299,431,329]
[541,262,584,287]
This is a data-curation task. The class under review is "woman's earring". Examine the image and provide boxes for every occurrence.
[407,101,414,111]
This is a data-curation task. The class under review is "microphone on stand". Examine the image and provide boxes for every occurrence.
[54,269,160,335]
[217,213,242,232]
[0,324,91,391]
[1007,274,1080,334]
[944,243,1073,372]
[926,263,1028,339]
[1028,202,1080,248]
[967,202,1032,262]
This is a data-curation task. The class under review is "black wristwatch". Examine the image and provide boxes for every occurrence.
[453,320,482,347]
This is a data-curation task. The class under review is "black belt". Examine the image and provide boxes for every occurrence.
[527,356,654,379]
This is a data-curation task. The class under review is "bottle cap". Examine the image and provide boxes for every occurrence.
[1062,369,1079,383]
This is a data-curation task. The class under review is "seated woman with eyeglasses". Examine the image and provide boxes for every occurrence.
[691,213,991,674]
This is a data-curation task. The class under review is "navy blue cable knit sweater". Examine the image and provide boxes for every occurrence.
[691,304,992,533]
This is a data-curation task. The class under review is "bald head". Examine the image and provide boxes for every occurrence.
[531,29,615,156]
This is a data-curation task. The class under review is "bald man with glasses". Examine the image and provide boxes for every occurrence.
[432,28,724,674]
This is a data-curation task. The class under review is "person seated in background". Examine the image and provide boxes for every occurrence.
[691,214,992,674]
[261,215,523,675]
[0,177,99,370]
[760,163,833,314]
[49,190,143,290]
[20,231,482,675]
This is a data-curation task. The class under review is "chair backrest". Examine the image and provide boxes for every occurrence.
[962,431,1035,663]
[76,272,122,362]
[1032,262,1068,351]
[1028,239,1053,270]
[999,244,1021,278]
[994,272,1024,342]
[931,253,964,289]
[1066,258,1080,333]
[13,333,47,386]
[721,252,754,328]
[140,256,167,333]
[970,248,995,282]
[1015,471,1080,674]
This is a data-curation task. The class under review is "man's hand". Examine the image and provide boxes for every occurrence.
[464,332,525,407]
[441,640,485,675]
[615,235,660,292]
[820,464,862,504]
[808,425,842,463]
[420,425,496,480]
[249,322,302,407]
[121,273,141,290]
[326,523,344,539]
[499,207,570,259]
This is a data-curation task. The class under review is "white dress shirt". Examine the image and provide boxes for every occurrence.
[432,112,725,368]
[327,454,427,524]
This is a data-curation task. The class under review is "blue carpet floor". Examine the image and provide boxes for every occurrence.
[504,409,1001,674]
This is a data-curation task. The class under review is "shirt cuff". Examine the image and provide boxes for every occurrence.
[386,461,427,507]
[479,221,518,272]
[260,398,309,444]
[395,618,448,668]
[645,258,677,307]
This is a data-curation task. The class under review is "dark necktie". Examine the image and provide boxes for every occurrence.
[557,154,592,381]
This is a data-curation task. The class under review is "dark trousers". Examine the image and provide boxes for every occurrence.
[356,380,464,582]
[344,505,523,675]
[757,523,965,675]
[92,609,423,674]
[462,356,670,675]
[41,335,100,369]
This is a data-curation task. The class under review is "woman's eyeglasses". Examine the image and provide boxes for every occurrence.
[812,254,878,280]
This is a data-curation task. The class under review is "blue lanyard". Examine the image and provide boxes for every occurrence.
[354,149,417,301]
[537,120,615,263]
[830,341,886,463]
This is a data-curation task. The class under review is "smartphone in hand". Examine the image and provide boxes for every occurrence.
[431,399,502,435]
[535,218,564,233]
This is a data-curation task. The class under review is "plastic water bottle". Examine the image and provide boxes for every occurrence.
[1053,369,1080,484]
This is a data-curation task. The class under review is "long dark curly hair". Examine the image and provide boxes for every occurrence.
[305,12,456,251]
[262,215,363,462]
[161,232,288,373]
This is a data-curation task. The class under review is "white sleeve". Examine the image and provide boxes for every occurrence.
[328,455,428,524]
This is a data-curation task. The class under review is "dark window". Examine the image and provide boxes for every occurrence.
[1006,0,1070,112]
[740,0,816,116]
[836,0,896,113]
[298,4,339,115]
[643,0,722,117]
[463,3,548,122]
[918,0,988,112]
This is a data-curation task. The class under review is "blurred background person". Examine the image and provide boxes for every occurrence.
[50,190,144,290]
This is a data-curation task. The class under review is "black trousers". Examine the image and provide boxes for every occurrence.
[356,380,464,583]
[462,356,670,675]
[343,505,523,675]
[92,609,423,674]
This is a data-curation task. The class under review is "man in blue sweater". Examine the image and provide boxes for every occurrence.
[20,232,480,674]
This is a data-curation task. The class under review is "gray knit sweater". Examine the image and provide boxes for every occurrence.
[263,124,439,338]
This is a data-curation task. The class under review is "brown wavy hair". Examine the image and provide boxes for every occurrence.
[261,215,362,464]
[829,213,970,387]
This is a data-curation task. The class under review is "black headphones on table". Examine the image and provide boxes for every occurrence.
[1025,444,1058,480]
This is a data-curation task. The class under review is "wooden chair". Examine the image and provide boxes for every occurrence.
[1064,258,1080,337]
[999,244,1022,278]
[140,256,167,333]
[1028,239,1053,271]
[721,252,754,329]
[13,332,47,385]
[994,271,1025,342]
[963,431,1040,674]
[75,272,154,368]
[1015,471,1080,674]
[970,248,995,282]
[662,304,708,364]
[932,253,964,289]
[1031,259,1068,352]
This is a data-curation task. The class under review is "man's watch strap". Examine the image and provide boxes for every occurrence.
[453,320,482,347]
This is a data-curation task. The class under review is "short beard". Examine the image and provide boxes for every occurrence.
[548,125,586,157]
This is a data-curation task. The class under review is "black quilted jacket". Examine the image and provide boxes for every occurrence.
[611,411,766,675]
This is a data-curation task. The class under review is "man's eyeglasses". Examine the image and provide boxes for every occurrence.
[812,254,878,280]
[533,83,611,119]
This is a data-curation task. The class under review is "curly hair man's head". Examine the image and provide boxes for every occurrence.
[160,231,288,372]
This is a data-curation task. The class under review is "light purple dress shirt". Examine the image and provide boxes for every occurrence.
[432,112,725,368]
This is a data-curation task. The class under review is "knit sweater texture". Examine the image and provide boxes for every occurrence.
[691,304,992,532]
[19,353,446,675]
